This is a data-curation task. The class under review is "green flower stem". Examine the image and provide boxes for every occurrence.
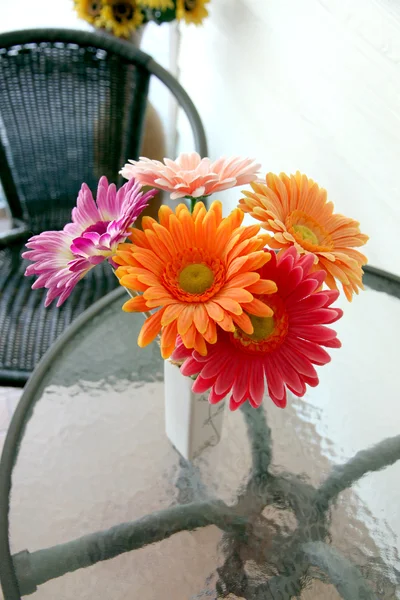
[190,197,198,212]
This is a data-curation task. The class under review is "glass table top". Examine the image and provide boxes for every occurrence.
[1,276,400,600]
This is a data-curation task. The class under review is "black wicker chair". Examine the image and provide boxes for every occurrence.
[0,28,207,386]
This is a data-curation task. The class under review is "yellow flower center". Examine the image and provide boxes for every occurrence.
[184,0,197,9]
[286,210,333,252]
[247,314,276,341]
[232,294,289,354]
[88,0,102,16]
[113,2,135,22]
[163,249,225,302]
[292,224,319,245]
[178,263,215,294]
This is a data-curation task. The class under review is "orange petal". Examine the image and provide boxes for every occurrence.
[138,309,164,347]
[116,242,134,252]
[319,258,350,285]
[209,200,223,225]
[177,305,196,335]
[145,297,180,308]
[129,228,152,249]
[226,251,267,279]
[235,224,261,244]
[161,303,186,326]
[217,288,253,303]
[161,321,178,359]
[176,203,190,216]
[115,265,130,278]
[222,232,242,260]
[194,332,208,356]
[201,208,217,253]
[193,200,206,218]
[133,249,164,275]
[203,318,217,344]
[218,312,235,332]
[137,272,161,287]
[114,249,137,267]
[226,236,262,264]
[246,279,277,295]
[144,229,173,259]
[120,280,147,293]
[113,255,130,267]
[194,204,207,247]
[141,216,158,231]
[143,286,171,300]
[169,214,187,249]
[178,207,195,240]
[181,323,197,349]
[153,223,177,256]
[213,296,243,315]
[265,236,288,250]
[245,298,273,317]
[228,208,245,230]
[232,312,254,335]
[122,295,149,312]
[193,304,209,334]
[214,220,236,255]
[158,205,174,228]
[119,274,145,289]
[205,301,225,322]
[343,283,354,302]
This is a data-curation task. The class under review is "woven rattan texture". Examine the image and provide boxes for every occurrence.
[0,35,149,383]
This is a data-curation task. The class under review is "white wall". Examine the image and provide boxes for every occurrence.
[178,0,400,276]
[178,0,400,582]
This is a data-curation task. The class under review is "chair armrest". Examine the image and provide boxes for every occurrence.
[0,219,30,247]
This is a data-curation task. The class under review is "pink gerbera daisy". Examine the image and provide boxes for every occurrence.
[172,247,343,410]
[120,152,260,200]
[23,176,156,307]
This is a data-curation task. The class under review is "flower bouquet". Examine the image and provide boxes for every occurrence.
[73,0,209,40]
[23,153,368,459]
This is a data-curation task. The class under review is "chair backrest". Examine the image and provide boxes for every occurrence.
[0,29,153,233]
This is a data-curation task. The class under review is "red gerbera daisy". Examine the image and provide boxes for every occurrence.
[172,247,343,410]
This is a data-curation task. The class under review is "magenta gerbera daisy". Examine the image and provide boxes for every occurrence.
[22,176,156,307]
[172,247,343,410]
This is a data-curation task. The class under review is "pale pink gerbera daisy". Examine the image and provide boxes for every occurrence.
[120,152,260,200]
[172,247,343,410]
[23,177,156,307]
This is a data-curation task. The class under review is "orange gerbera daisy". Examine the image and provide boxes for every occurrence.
[114,201,277,358]
[239,172,369,301]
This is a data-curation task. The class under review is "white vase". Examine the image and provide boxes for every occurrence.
[164,360,225,461]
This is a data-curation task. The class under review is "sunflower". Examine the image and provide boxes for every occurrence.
[100,0,144,37]
[240,172,368,301]
[114,201,277,358]
[74,0,103,24]
[176,0,209,25]
[138,0,174,9]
